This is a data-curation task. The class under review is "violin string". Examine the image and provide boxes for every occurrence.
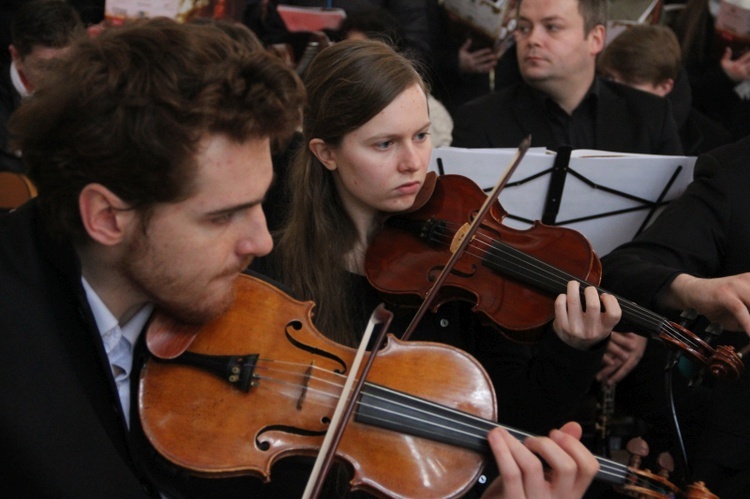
[247,360,646,486]
[425,220,709,356]
[470,232,705,352]
[257,361,677,492]
[350,382,634,484]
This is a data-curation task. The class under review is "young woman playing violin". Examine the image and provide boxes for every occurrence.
[251,38,621,497]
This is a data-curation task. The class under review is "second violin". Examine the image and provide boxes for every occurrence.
[365,173,743,379]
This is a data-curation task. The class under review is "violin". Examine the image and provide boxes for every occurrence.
[139,273,712,498]
[364,173,744,380]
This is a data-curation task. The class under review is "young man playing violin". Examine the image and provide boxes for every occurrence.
[0,19,600,498]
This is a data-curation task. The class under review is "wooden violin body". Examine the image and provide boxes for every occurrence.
[139,273,713,499]
[140,273,496,498]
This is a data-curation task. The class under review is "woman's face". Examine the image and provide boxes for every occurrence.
[317,83,432,228]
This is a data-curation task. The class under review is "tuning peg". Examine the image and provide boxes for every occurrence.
[625,436,649,469]
[656,451,674,479]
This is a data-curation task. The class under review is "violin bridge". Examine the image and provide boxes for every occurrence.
[450,223,472,254]
[297,361,314,410]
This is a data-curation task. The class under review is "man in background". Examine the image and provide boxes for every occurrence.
[451,0,683,156]
[1,0,84,172]
[597,23,732,156]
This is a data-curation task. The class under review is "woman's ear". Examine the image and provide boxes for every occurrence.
[309,138,337,171]
[78,183,134,246]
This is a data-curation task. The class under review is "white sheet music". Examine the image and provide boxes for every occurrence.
[429,146,697,256]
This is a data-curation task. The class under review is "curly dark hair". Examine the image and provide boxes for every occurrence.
[9,17,305,244]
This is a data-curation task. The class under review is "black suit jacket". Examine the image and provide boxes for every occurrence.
[451,78,684,156]
[600,136,750,497]
[0,63,24,172]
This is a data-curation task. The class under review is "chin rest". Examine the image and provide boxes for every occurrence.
[0,171,37,212]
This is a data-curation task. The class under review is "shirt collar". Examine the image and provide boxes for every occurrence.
[10,62,32,98]
[81,277,153,353]
[526,78,600,112]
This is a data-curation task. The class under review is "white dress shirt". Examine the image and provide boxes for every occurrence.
[82,277,153,428]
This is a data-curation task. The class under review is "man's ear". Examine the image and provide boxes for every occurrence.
[309,138,337,171]
[9,44,20,65]
[588,25,606,56]
[78,184,134,246]
[654,78,674,97]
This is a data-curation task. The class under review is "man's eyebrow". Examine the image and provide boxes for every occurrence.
[541,15,565,23]
[204,173,274,217]
[518,14,564,23]
[204,199,263,217]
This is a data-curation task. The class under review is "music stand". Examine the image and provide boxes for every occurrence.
[430,146,697,256]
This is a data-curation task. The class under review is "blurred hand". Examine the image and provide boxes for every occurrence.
[596,332,648,386]
[86,21,107,38]
[458,39,498,74]
[482,422,599,499]
[720,47,750,83]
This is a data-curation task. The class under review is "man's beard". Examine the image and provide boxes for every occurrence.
[122,230,240,326]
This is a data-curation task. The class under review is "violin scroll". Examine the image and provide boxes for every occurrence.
[709,344,744,379]
[684,482,719,499]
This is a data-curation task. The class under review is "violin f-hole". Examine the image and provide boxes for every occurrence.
[428,263,477,281]
[285,322,347,374]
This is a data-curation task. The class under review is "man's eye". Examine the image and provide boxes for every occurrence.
[212,213,233,225]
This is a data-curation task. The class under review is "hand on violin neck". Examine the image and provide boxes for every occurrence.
[552,281,622,350]
[482,422,598,499]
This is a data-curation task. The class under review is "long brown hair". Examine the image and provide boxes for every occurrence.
[273,39,426,345]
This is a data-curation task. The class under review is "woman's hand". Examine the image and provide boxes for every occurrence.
[552,281,621,350]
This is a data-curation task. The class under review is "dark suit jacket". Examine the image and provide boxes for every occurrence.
[0,201,156,497]
[600,136,750,498]
[451,77,684,156]
[0,63,24,173]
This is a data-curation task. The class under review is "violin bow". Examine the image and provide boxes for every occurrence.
[302,304,394,499]
[401,135,532,341]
